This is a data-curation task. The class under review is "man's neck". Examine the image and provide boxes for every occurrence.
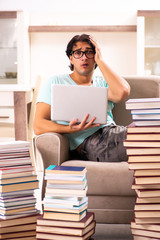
[70,72,93,86]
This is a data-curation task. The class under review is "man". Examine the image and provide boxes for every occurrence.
[34,34,130,162]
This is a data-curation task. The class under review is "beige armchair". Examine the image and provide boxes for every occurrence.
[34,75,160,239]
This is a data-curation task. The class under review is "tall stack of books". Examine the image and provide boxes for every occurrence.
[125,98,160,240]
[36,165,96,240]
[0,141,40,240]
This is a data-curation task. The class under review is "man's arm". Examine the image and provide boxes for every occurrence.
[33,102,100,135]
[89,36,131,103]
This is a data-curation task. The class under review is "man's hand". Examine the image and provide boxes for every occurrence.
[89,35,102,64]
[69,114,100,132]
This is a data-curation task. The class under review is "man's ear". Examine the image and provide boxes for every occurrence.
[69,55,73,65]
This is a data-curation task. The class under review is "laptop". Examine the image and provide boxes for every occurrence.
[51,84,108,124]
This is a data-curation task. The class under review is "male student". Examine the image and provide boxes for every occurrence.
[33,34,130,162]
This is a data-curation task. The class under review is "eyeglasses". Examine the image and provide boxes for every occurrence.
[71,50,95,59]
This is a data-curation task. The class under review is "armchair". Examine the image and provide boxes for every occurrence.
[34,75,160,238]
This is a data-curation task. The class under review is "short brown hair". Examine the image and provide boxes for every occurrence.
[66,34,97,71]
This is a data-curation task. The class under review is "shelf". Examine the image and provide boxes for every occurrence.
[138,10,160,17]
[0,11,17,19]
[145,45,160,48]
[0,47,17,49]
[28,25,137,33]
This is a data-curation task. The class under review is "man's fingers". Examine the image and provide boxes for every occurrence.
[69,115,100,131]
[80,114,90,127]
[84,117,98,129]
[69,118,78,128]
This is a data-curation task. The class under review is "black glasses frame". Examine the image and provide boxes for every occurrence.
[71,50,95,59]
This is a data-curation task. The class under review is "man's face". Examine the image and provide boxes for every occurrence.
[69,41,96,76]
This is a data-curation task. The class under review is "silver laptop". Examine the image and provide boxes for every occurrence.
[51,84,108,124]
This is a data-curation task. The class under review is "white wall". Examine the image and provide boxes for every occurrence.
[30,32,137,83]
[1,0,160,85]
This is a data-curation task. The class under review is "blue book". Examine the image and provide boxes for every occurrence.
[46,165,86,175]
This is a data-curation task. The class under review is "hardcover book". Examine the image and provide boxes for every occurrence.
[36,220,95,236]
[43,209,87,222]
[126,98,160,110]
[0,214,39,227]
[43,196,88,207]
[131,228,160,239]
[45,165,86,175]
[37,212,94,228]
[36,227,95,240]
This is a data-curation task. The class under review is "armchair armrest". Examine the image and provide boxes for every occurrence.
[34,132,70,172]
[33,132,69,200]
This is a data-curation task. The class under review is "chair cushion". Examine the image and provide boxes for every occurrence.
[62,160,135,196]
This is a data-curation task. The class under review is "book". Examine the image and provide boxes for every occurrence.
[127,148,160,156]
[0,189,35,198]
[0,214,39,227]
[125,98,160,110]
[128,155,160,163]
[134,203,160,211]
[43,202,88,214]
[0,171,35,180]
[135,210,160,218]
[0,141,30,150]
[131,108,160,114]
[46,182,87,190]
[127,124,160,133]
[136,197,160,204]
[124,141,160,148]
[36,220,95,236]
[0,196,36,207]
[0,148,30,155]
[134,236,160,240]
[0,175,37,185]
[0,165,34,175]
[135,217,160,224]
[5,237,36,240]
[132,184,160,190]
[46,179,86,185]
[43,196,88,207]
[129,162,160,170]
[131,228,160,239]
[0,223,37,233]
[0,158,32,167]
[126,133,160,141]
[45,174,85,181]
[132,114,160,120]
[0,206,36,215]
[36,228,95,240]
[134,169,160,177]
[0,180,39,193]
[37,212,94,228]
[134,120,160,126]
[43,209,87,222]
[0,230,36,239]
[135,176,160,185]
[135,189,160,198]
[0,209,40,220]
[45,187,87,197]
[45,165,86,175]
[131,221,160,232]
[0,151,30,159]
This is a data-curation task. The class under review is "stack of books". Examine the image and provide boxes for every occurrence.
[36,165,96,240]
[126,98,160,126]
[0,141,40,240]
[125,98,160,239]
